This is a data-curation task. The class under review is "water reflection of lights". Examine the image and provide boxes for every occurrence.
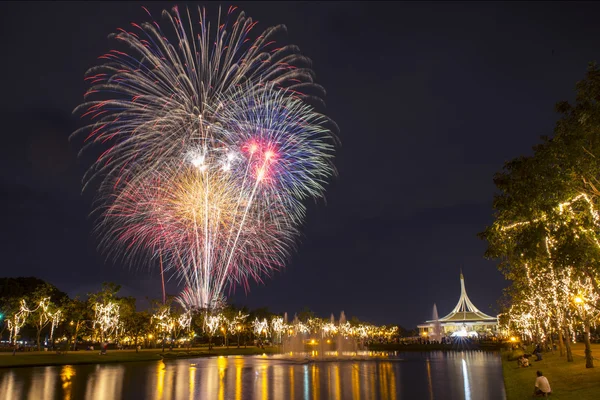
[311,364,320,400]
[0,370,20,398]
[155,362,165,400]
[85,365,125,400]
[330,364,341,399]
[303,364,309,400]
[289,365,295,400]
[28,366,56,400]
[174,362,188,399]
[61,365,75,400]
[235,358,244,400]
[0,351,504,399]
[262,365,268,400]
[462,359,471,400]
[351,364,360,400]
[274,361,284,400]
[217,356,227,400]
[426,358,434,400]
[368,364,376,399]
[378,363,387,399]
[389,363,397,400]
[189,365,196,400]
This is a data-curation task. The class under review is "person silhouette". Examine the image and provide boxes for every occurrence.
[533,370,551,397]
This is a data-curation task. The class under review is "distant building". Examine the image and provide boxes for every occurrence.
[418,272,498,338]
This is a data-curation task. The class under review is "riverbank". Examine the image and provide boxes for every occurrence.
[501,343,600,399]
[368,341,504,352]
[0,346,279,368]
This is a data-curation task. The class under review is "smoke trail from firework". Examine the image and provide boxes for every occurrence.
[72,5,336,310]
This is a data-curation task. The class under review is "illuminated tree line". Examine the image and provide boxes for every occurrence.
[0,279,401,352]
[482,63,600,369]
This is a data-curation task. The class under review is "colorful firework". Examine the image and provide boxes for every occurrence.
[72,5,336,310]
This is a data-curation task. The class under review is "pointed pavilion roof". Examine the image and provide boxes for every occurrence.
[430,271,497,323]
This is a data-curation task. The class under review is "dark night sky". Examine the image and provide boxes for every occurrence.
[2,1,600,328]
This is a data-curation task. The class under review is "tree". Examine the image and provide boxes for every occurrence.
[63,297,91,351]
[125,310,151,352]
[6,299,30,345]
[89,283,122,343]
[252,317,269,348]
[0,277,68,304]
[118,296,138,347]
[204,313,223,350]
[296,307,315,322]
[27,284,63,350]
[228,310,249,348]
[0,298,20,342]
[481,63,600,369]
[150,298,176,352]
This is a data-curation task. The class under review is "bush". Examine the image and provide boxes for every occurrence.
[507,349,524,361]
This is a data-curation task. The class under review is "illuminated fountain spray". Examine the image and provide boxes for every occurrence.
[430,304,443,343]
[336,311,357,354]
[282,314,305,354]
[281,310,362,358]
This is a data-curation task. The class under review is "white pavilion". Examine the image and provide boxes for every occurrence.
[418,272,499,338]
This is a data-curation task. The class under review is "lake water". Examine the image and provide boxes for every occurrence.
[0,351,506,399]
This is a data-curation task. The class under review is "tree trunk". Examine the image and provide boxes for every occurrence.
[36,330,42,351]
[545,326,553,353]
[564,326,574,362]
[237,333,241,349]
[584,322,594,368]
[557,325,564,357]
[73,322,81,351]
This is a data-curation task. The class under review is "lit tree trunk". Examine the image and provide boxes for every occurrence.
[36,329,42,351]
[546,329,553,353]
[72,323,77,351]
[584,322,594,368]
[563,326,574,362]
[557,323,564,357]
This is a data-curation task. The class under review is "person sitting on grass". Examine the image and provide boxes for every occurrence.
[517,355,530,368]
[533,370,551,397]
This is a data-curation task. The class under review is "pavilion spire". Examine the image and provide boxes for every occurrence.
[438,271,496,321]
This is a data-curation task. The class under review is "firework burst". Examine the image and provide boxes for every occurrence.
[72,5,337,310]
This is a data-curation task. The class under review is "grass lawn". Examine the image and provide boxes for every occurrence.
[502,343,600,399]
[0,346,278,368]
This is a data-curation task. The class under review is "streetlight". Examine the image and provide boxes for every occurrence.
[573,295,600,311]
